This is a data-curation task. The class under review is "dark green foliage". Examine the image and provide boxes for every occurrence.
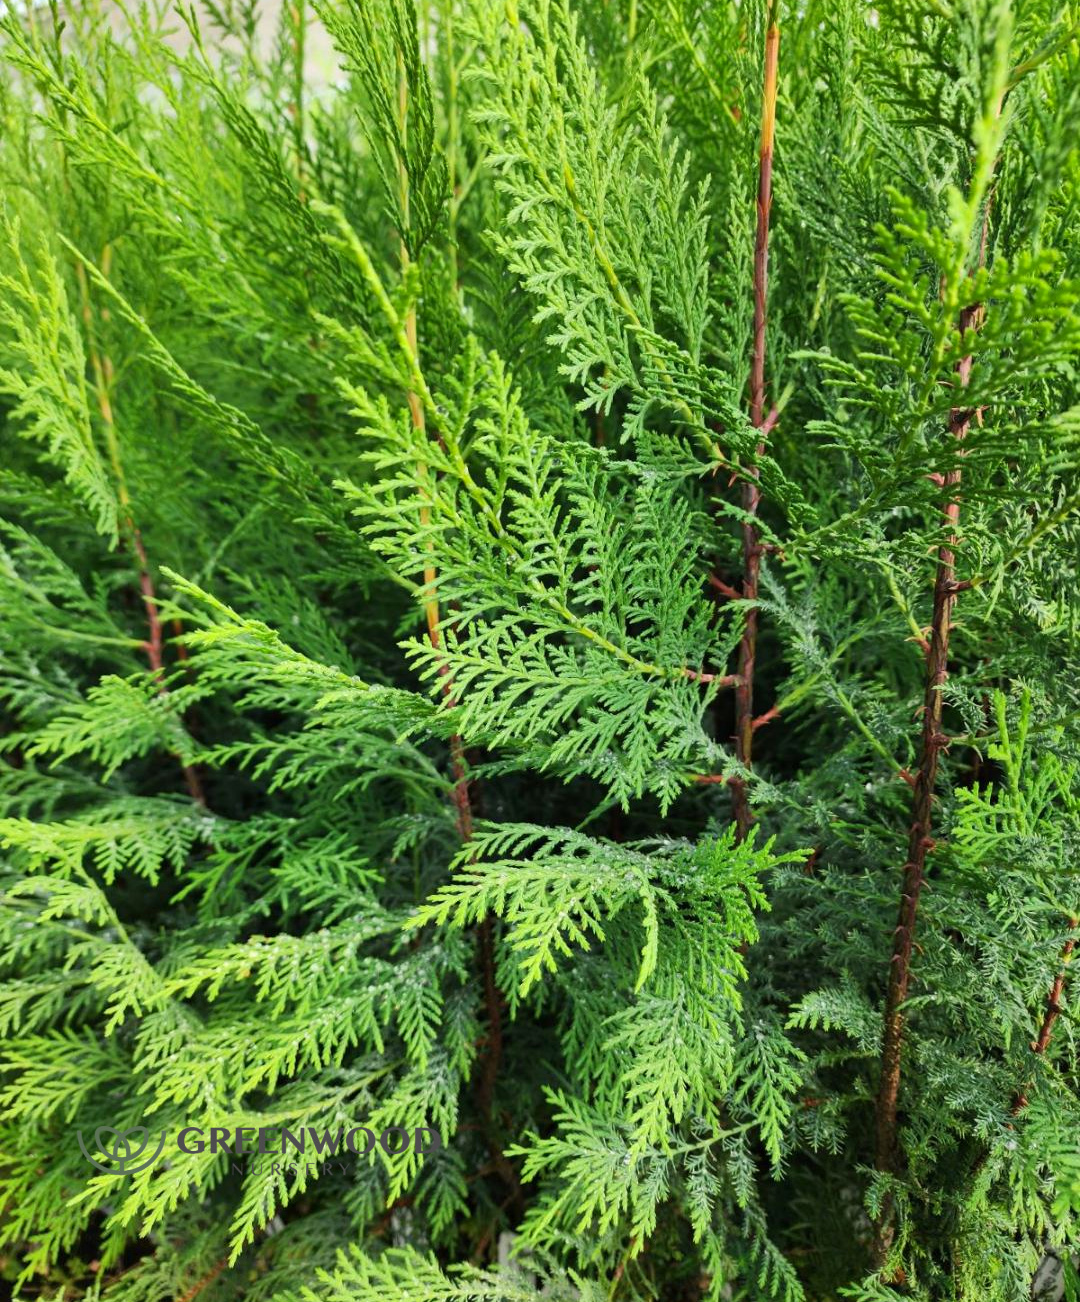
[1,1,1079,1299]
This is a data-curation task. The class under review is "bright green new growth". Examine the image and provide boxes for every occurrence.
[1,0,1079,1299]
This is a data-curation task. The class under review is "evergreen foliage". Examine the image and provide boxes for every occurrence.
[0,0,1079,1297]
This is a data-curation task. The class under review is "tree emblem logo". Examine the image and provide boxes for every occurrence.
[76,1127,167,1175]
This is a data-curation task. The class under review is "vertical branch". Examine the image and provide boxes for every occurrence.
[396,52,511,1194]
[872,59,1007,1255]
[288,0,307,193]
[1030,928,1077,1057]
[176,1255,229,1302]
[873,298,983,1263]
[396,52,474,843]
[396,50,510,1187]
[75,250,205,807]
[443,0,460,294]
[1013,919,1077,1112]
[748,21,778,437]
[730,15,779,842]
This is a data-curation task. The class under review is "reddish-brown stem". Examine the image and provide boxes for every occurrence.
[131,526,204,804]
[707,572,742,602]
[686,669,741,687]
[131,528,164,675]
[447,732,474,839]
[368,1193,416,1239]
[425,617,475,841]
[1013,920,1077,1112]
[474,912,522,1209]
[731,17,779,842]
[396,57,512,1205]
[476,915,501,1116]
[133,545,206,803]
[395,55,475,848]
[177,1255,229,1302]
[873,300,983,1263]
[1031,932,1076,1056]
[470,1190,522,1264]
[76,255,205,806]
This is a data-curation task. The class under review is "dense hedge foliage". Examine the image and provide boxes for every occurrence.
[2,0,1080,1298]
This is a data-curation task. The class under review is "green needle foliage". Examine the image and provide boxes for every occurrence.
[0,0,1079,1298]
